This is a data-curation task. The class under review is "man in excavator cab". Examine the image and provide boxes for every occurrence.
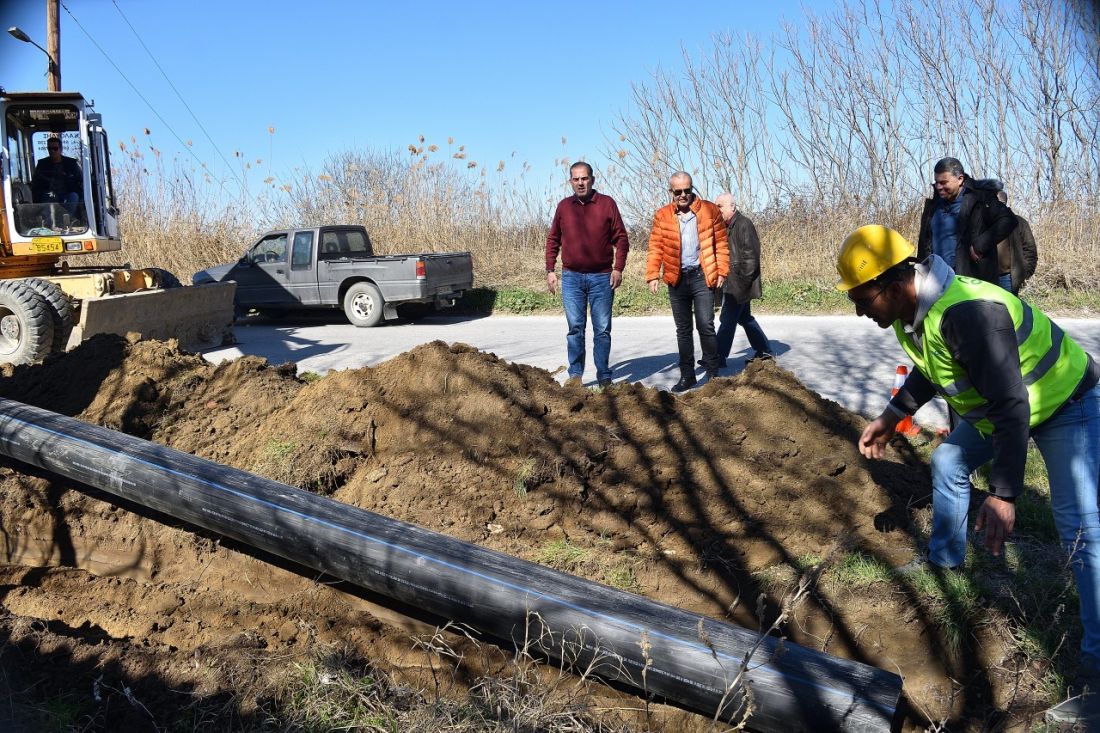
[31,135,82,219]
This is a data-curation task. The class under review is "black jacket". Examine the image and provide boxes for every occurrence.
[917,178,1017,283]
[32,155,83,203]
[723,212,762,303]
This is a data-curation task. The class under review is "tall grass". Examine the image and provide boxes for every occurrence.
[98,134,1098,307]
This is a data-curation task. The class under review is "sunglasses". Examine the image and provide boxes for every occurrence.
[847,281,891,309]
[669,188,692,196]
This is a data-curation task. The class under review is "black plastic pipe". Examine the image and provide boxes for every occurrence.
[0,398,902,731]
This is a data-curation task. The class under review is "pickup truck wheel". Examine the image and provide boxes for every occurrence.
[0,281,56,365]
[343,282,384,327]
[22,278,75,354]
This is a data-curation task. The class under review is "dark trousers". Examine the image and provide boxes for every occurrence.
[715,295,771,364]
[668,267,718,376]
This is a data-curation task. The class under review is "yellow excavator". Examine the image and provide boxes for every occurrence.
[0,88,235,364]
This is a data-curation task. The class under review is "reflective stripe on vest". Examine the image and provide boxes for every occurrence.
[893,276,1089,435]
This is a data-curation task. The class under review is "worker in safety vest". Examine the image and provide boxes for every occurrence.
[836,224,1100,726]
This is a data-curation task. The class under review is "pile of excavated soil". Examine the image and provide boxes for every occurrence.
[0,336,1054,730]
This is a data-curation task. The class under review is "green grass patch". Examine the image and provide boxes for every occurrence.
[757,280,851,314]
[41,692,89,731]
[532,539,588,569]
[265,439,297,460]
[299,371,323,383]
[513,458,536,500]
[602,560,640,591]
[610,280,668,315]
[1022,286,1100,316]
[828,551,893,587]
[455,277,1098,318]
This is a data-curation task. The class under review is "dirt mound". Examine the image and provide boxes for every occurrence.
[0,337,1050,730]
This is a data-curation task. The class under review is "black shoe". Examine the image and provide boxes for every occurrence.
[671,376,697,393]
[705,369,719,380]
[597,379,613,388]
[748,351,775,363]
[698,359,727,369]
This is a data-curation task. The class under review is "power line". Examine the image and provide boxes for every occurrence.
[59,0,245,189]
[109,0,246,189]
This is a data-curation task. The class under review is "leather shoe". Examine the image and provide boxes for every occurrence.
[671,376,697,393]
[705,369,719,380]
[597,379,613,388]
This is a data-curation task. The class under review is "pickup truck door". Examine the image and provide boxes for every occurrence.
[286,230,321,304]
[233,233,295,306]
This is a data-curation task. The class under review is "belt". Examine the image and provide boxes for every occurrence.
[681,265,701,273]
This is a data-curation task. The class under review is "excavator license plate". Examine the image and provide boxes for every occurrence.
[30,237,63,254]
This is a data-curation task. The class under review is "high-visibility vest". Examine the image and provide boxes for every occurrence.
[893,275,1090,435]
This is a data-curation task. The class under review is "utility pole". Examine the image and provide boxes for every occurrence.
[6,0,61,90]
[46,0,61,91]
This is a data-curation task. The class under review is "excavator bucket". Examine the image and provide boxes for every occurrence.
[67,281,236,352]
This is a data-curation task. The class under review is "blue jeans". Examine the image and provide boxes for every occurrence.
[715,295,771,365]
[561,270,613,382]
[668,267,718,376]
[997,272,1016,295]
[929,384,1100,665]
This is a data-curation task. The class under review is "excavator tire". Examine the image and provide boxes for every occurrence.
[22,278,75,355]
[0,281,56,365]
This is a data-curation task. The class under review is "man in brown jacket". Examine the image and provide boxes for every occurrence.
[645,171,729,392]
[995,190,1038,295]
[714,193,773,367]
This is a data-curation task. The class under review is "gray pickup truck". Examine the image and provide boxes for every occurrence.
[192,225,473,327]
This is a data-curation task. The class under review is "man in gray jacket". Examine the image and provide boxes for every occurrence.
[714,193,773,367]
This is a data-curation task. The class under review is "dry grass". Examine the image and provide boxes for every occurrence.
[83,139,1099,306]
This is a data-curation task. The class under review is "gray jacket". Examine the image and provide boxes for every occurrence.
[723,212,762,303]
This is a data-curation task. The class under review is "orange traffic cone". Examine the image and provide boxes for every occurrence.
[891,365,922,437]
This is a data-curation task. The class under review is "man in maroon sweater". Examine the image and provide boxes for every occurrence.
[545,162,630,387]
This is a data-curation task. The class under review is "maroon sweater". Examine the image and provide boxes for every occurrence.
[545,191,629,273]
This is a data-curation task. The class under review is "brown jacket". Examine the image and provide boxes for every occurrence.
[645,197,729,288]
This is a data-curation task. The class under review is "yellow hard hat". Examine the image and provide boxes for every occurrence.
[835,225,916,292]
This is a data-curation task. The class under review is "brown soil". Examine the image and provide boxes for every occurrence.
[0,336,1053,731]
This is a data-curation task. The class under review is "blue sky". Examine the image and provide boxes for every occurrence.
[2,0,805,199]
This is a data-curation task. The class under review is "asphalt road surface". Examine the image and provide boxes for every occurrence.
[202,312,1100,430]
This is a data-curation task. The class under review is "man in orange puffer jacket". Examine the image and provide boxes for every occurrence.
[645,171,730,392]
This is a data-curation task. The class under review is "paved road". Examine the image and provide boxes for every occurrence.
[202,312,1100,430]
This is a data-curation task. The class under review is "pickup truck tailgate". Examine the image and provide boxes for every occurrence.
[423,252,473,292]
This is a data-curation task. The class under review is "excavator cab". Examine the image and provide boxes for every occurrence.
[1,90,120,256]
[0,89,234,365]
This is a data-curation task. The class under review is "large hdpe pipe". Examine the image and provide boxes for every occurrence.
[0,398,902,731]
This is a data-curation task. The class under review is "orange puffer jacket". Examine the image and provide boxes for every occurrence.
[645,197,729,288]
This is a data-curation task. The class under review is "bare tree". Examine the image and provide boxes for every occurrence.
[607,0,1099,216]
